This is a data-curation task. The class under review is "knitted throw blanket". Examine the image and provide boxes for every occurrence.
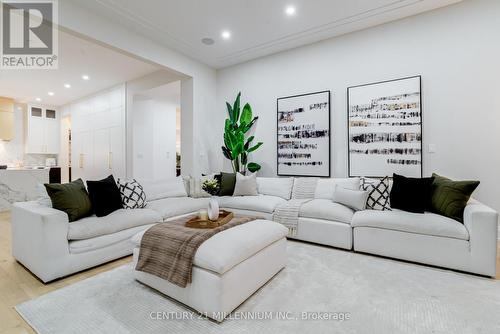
[273,178,318,237]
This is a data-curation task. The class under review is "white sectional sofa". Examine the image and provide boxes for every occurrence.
[10,176,499,283]
[11,178,209,283]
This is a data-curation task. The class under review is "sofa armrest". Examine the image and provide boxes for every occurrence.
[11,201,71,272]
[463,201,498,276]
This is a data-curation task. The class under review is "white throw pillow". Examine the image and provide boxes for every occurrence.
[116,178,147,209]
[314,178,360,200]
[332,184,369,211]
[36,183,52,207]
[140,177,187,201]
[233,173,258,196]
[189,175,215,198]
[256,177,294,199]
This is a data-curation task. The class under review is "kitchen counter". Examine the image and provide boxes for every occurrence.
[0,168,49,212]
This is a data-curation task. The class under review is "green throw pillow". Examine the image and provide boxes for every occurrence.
[219,172,236,196]
[45,179,93,222]
[430,173,479,223]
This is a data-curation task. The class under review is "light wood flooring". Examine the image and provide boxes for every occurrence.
[0,211,498,333]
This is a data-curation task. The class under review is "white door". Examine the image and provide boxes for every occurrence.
[109,126,125,178]
[93,128,111,180]
[72,130,93,181]
[27,116,45,153]
[44,119,60,154]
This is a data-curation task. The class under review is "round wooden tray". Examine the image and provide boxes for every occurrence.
[185,210,234,229]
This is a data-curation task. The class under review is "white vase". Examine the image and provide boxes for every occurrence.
[208,198,220,221]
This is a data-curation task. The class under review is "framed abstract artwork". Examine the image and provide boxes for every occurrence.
[277,91,330,177]
[348,76,422,178]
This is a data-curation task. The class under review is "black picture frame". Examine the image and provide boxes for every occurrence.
[347,75,423,178]
[277,90,331,177]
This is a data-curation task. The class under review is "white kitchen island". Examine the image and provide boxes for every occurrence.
[0,168,49,212]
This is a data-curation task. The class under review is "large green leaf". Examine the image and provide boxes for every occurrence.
[240,103,252,125]
[221,146,232,160]
[247,142,263,153]
[247,162,261,173]
[231,141,243,160]
[226,102,234,123]
[244,135,255,150]
[232,92,241,124]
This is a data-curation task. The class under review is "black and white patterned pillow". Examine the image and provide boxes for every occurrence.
[116,179,147,209]
[361,176,391,211]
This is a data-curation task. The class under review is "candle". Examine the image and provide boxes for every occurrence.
[198,209,208,220]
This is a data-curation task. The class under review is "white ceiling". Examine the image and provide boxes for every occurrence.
[73,0,462,69]
[0,30,159,106]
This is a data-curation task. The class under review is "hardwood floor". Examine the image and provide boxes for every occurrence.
[0,210,499,333]
[0,211,131,334]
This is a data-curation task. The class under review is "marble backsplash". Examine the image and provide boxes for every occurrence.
[0,169,49,212]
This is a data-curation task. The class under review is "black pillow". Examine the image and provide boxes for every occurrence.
[86,175,123,217]
[390,173,435,213]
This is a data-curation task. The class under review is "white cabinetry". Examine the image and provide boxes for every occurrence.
[26,106,60,154]
[70,85,126,181]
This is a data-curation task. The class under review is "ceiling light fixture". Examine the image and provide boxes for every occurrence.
[201,37,215,45]
[82,74,90,80]
[35,97,41,102]
[285,5,296,16]
[48,92,54,96]
[221,30,231,40]
[64,83,71,88]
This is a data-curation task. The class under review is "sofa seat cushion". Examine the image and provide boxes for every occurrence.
[218,195,286,213]
[147,197,209,219]
[351,209,469,240]
[131,219,288,274]
[68,209,161,240]
[70,224,156,254]
[299,199,354,224]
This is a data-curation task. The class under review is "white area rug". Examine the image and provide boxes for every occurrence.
[16,241,500,334]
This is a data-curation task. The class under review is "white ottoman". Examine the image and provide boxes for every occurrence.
[131,219,288,321]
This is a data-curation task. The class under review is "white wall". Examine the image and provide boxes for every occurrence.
[133,98,177,181]
[216,0,500,212]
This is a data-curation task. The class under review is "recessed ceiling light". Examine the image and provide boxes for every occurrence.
[82,74,90,80]
[201,37,215,45]
[285,5,296,16]
[48,91,54,96]
[64,83,71,88]
[17,106,22,110]
[35,97,41,102]
[221,30,231,40]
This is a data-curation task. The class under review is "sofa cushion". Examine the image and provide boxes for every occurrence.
[351,209,469,240]
[218,195,286,213]
[70,223,156,254]
[140,177,187,201]
[257,177,294,199]
[314,178,360,200]
[68,208,161,240]
[147,197,209,219]
[299,199,354,224]
[131,219,288,274]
